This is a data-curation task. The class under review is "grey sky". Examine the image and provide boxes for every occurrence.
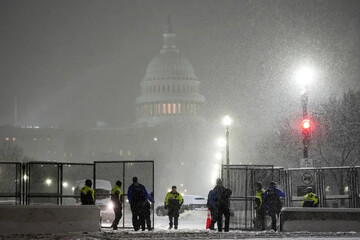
[0,0,359,130]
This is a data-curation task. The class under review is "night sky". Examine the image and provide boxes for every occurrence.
[1,0,359,133]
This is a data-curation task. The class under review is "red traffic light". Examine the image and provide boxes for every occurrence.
[302,119,310,129]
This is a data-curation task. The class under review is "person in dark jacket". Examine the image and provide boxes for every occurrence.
[207,189,217,230]
[80,179,95,205]
[208,178,232,232]
[263,181,285,231]
[164,186,183,230]
[110,180,123,230]
[254,182,265,231]
[144,192,154,231]
[302,187,319,207]
[127,177,154,231]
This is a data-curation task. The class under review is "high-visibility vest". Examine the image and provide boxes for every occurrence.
[302,192,318,207]
[111,184,122,200]
[256,189,265,208]
[81,185,95,201]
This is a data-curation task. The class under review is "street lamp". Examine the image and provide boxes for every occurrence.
[295,66,314,159]
[222,115,232,185]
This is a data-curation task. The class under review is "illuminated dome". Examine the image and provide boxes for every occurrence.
[135,24,205,127]
[144,51,198,81]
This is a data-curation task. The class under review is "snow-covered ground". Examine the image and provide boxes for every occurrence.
[1,211,360,239]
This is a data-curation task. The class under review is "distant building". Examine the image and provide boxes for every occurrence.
[135,22,205,127]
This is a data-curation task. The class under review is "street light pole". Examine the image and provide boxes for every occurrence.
[222,115,232,186]
[225,125,230,184]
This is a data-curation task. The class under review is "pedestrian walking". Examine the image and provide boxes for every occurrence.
[263,181,285,231]
[208,178,232,232]
[164,186,183,230]
[127,177,154,231]
[80,179,95,205]
[110,180,123,230]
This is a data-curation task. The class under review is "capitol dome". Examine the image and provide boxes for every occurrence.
[135,26,205,127]
[144,51,198,81]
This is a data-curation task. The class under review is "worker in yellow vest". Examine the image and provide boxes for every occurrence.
[80,179,95,205]
[165,186,183,230]
[110,180,123,230]
[302,187,318,207]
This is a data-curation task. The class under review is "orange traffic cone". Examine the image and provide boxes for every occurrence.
[206,208,211,229]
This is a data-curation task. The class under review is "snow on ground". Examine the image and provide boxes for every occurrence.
[1,230,360,240]
[1,211,360,239]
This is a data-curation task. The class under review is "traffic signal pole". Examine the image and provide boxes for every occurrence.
[301,89,310,158]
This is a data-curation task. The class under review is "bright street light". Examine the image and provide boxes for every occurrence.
[222,115,232,126]
[295,66,314,88]
[45,178,52,186]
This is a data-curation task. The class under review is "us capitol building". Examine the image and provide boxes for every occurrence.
[0,24,215,198]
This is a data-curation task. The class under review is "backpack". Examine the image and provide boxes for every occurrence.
[132,184,145,202]
[266,188,282,214]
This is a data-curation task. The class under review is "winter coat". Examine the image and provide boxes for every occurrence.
[127,183,154,207]
[263,186,285,214]
[255,188,265,209]
[80,185,95,205]
[302,192,318,207]
[209,184,232,209]
[165,191,183,210]
[111,184,123,208]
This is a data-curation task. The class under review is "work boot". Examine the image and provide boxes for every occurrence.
[113,225,118,230]
[174,226,178,230]
[168,225,172,230]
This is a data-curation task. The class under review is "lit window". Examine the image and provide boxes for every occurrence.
[163,104,166,114]
[12,137,16,141]
[168,103,171,114]
[173,103,176,114]
[5,137,9,141]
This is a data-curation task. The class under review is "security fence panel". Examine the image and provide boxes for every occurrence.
[0,162,22,205]
[321,167,353,208]
[221,165,284,230]
[94,161,154,228]
[286,168,318,207]
[61,163,94,205]
[26,162,60,205]
[124,161,154,229]
[94,161,124,227]
[356,167,360,208]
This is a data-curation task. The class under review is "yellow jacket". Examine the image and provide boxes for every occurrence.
[302,192,318,207]
[165,191,183,208]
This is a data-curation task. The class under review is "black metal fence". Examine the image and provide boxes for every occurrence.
[286,167,359,208]
[0,162,22,205]
[94,161,155,228]
[0,160,154,228]
[222,165,360,230]
[221,165,284,230]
